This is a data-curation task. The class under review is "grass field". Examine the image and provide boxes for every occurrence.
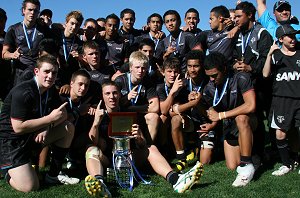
[1,156,300,198]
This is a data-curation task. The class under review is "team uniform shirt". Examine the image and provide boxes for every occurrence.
[156,30,195,73]
[114,73,157,109]
[59,95,82,126]
[184,28,202,37]
[233,23,273,78]
[271,50,300,98]
[118,27,144,46]
[4,22,49,69]
[103,37,130,75]
[119,57,164,84]
[0,78,62,140]
[156,79,190,111]
[202,72,253,135]
[134,32,166,59]
[258,9,300,41]
[86,69,111,86]
[195,29,235,62]
[49,27,83,86]
[0,31,13,100]
[185,77,209,123]
[269,50,300,131]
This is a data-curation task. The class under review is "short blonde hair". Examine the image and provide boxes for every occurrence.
[129,51,149,69]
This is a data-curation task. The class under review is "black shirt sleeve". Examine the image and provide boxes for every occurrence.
[237,72,254,94]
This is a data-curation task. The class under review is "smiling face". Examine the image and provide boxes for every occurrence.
[34,62,57,91]
[280,34,297,50]
[22,2,39,24]
[65,17,81,36]
[185,12,199,30]
[274,4,291,23]
[105,18,119,38]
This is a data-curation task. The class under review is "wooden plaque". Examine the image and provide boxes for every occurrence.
[108,112,137,136]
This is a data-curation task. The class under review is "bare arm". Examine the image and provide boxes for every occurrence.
[256,0,267,17]
[11,102,68,134]
[88,101,104,145]
[175,92,201,113]
[160,75,183,115]
[263,41,279,77]
[208,90,256,121]
[2,45,21,60]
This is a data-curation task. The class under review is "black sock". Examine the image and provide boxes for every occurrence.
[48,145,69,177]
[240,156,252,166]
[290,151,298,163]
[166,171,179,186]
[176,153,186,161]
[95,175,104,181]
[276,139,292,167]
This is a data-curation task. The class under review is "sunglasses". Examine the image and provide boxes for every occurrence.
[276,6,291,12]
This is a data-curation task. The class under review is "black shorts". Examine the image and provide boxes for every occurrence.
[0,136,34,171]
[269,96,300,132]
[223,118,239,146]
[223,114,257,146]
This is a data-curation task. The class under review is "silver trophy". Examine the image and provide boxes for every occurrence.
[111,136,134,190]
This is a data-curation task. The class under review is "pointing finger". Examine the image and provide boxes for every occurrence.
[58,102,68,110]
[132,85,139,91]
[97,100,102,109]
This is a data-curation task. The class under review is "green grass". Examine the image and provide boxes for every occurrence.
[1,160,300,198]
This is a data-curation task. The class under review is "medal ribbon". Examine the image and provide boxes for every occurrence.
[213,78,229,107]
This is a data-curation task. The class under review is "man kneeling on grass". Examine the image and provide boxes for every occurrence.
[0,55,79,193]
[84,81,203,197]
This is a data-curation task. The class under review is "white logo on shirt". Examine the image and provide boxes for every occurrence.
[277,116,285,124]
[296,60,300,67]
[276,71,300,81]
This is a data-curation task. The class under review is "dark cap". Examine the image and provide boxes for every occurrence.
[276,24,300,39]
[40,9,52,18]
[273,1,291,12]
[0,8,7,20]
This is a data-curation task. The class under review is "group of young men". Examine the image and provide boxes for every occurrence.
[0,0,300,197]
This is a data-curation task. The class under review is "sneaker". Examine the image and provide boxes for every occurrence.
[85,175,112,198]
[272,165,292,176]
[45,172,80,185]
[174,160,187,172]
[173,161,204,193]
[232,163,255,187]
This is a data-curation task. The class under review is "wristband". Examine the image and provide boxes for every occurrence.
[218,112,222,120]
[223,111,227,119]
